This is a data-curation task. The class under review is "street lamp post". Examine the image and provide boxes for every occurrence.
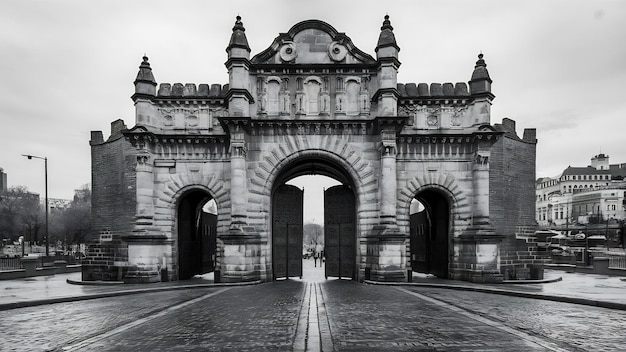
[22,154,49,257]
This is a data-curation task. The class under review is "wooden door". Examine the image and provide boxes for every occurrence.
[273,184,304,279]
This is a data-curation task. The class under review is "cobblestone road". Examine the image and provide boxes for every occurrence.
[0,279,624,351]
[408,287,626,352]
[0,288,219,352]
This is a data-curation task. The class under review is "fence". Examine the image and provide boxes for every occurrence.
[0,255,82,271]
[608,255,626,270]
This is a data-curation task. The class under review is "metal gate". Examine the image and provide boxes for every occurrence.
[324,185,355,279]
[273,184,304,279]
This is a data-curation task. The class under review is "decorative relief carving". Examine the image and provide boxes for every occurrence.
[163,115,173,126]
[328,41,347,61]
[185,115,198,127]
[427,114,439,127]
[279,42,297,62]
[475,150,489,165]
[137,154,150,165]
[451,106,466,127]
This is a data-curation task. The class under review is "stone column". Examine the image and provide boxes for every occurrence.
[455,148,503,283]
[135,154,154,226]
[229,132,247,228]
[471,150,490,226]
[364,128,407,282]
[380,133,397,224]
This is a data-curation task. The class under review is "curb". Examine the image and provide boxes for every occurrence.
[66,279,125,285]
[364,280,626,311]
[0,280,263,312]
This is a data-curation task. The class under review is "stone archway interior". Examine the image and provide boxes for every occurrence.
[177,191,217,280]
[410,190,449,278]
[272,159,355,281]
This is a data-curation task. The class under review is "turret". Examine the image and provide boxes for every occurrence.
[226,15,251,60]
[374,15,401,116]
[468,53,494,127]
[469,53,493,98]
[225,16,253,117]
[375,15,400,61]
[132,56,158,128]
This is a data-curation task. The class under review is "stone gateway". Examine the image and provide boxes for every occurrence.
[85,16,542,284]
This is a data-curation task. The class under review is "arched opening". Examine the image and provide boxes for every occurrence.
[177,190,217,280]
[271,158,356,281]
[410,189,450,278]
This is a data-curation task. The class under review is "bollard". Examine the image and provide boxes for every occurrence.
[54,260,68,274]
[20,256,39,277]
[161,267,169,282]
[214,270,220,283]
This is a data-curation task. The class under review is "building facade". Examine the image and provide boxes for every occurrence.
[86,17,539,284]
[536,154,626,228]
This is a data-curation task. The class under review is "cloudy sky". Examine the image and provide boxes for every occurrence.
[1,0,625,208]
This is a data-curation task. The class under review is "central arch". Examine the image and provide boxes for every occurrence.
[271,157,358,280]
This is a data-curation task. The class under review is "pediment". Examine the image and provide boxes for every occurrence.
[251,20,376,65]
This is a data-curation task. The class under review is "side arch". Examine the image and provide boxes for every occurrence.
[398,171,470,228]
[152,172,229,280]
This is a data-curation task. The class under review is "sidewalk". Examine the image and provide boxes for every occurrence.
[1,262,625,311]
[0,271,257,310]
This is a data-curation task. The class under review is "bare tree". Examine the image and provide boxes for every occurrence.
[303,223,323,248]
[0,186,42,244]
[61,184,91,245]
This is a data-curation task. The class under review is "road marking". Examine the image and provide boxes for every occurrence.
[294,283,333,352]
[61,287,231,351]
[396,287,573,352]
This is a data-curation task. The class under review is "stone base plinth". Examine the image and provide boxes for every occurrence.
[219,228,267,283]
[364,225,409,282]
[123,264,161,283]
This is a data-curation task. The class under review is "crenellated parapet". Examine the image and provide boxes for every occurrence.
[398,54,495,132]
[157,83,227,99]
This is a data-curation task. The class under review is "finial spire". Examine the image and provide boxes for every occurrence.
[474,53,487,69]
[381,14,393,31]
[376,14,399,54]
[135,55,155,85]
[469,52,493,97]
[227,15,250,53]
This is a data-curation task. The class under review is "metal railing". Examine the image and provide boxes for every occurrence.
[608,254,626,270]
[0,255,82,271]
[0,257,24,271]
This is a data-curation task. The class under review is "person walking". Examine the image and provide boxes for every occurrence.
[313,249,319,267]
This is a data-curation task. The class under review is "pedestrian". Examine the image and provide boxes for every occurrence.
[313,249,319,267]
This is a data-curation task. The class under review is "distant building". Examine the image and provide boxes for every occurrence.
[0,167,7,193]
[48,198,72,210]
[536,154,626,227]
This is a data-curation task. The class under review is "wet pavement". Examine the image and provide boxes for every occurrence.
[0,259,625,351]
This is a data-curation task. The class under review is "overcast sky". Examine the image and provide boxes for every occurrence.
[1,0,625,210]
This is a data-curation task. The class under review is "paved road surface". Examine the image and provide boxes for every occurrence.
[0,259,624,351]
